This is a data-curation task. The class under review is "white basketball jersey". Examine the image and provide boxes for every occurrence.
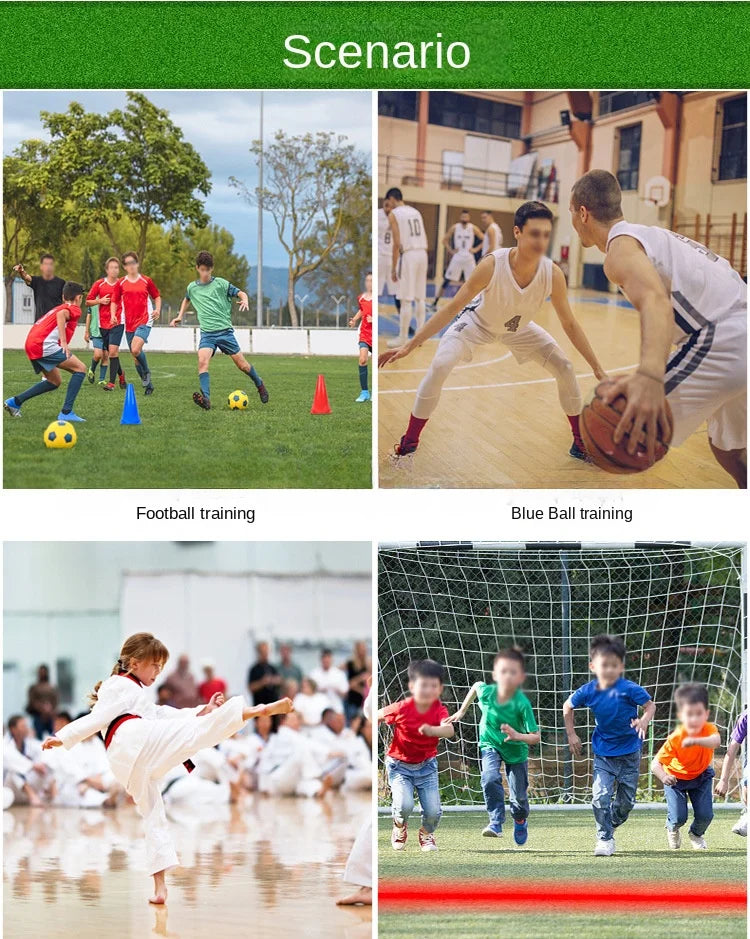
[392,204,427,252]
[607,220,747,340]
[378,208,391,257]
[452,223,474,255]
[483,222,502,255]
[472,248,553,336]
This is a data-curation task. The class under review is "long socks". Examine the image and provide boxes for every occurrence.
[359,364,368,391]
[13,379,57,406]
[246,365,263,388]
[109,356,121,384]
[61,372,85,414]
[199,372,210,398]
[99,363,108,381]
[136,352,150,386]
[400,414,428,453]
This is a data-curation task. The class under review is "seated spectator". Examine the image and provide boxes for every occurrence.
[198,660,227,704]
[310,649,349,715]
[311,709,371,792]
[3,715,54,806]
[45,712,121,809]
[293,677,329,727]
[257,712,345,798]
[156,683,177,707]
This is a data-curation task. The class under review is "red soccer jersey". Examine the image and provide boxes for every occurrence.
[25,303,82,360]
[87,278,122,329]
[358,294,373,346]
[112,275,160,331]
[381,696,449,763]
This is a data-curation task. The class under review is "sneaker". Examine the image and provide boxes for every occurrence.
[513,818,528,846]
[388,446,416,472]
[144,383,154,396]
[101,382,116,391]
[4,398,21,417]
[688,831,708,850]
[418,829,437,852]
[482,823,503,838]
[119,376,127,389]
[86,368,95,384]
[192,391,211,411]
[593,838,615,856]
[732,815,748,837]
[355,390,371,403]
[391,822,407,851]
[667,828,681,850]
[257,383,269,404]
[97,380,109,388]
[569,439,587,460]
[58,411,86,423]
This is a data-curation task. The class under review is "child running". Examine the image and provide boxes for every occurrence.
[378,659,454,853]
[563,634,655,856]
[170,251,268,410]
[86,256,127,391]
[4,281,88,422]
[349,272,373,403]
[110,252,160,395]
[41,632,292,904]
[443,646,540,845]
[83,290,109,386]
[716,709,747,836]
[651,682,720,850]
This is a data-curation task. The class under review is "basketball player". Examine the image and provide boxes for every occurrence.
[431,210,483,307]
[378,202,401,317]
[385,188,429,349]
[380,201,607,468]
[570,169,747,487]
[481,210,503,255]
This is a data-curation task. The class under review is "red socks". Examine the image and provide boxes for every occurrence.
[399,414,428,453]
[567,414,583,444]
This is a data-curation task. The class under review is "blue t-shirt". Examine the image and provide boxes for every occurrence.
[569,677,651,757]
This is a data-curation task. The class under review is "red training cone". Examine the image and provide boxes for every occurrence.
[310,374,332,414]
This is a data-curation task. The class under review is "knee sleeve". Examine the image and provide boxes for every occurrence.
[541,345,582,416]
[412,336,466,419]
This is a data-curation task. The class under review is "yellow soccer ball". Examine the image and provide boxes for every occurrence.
[228,390,249,410]
[44,420,77,449]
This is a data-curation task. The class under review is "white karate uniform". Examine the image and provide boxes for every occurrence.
[343,690,372,888]
[258,726,328,798]
[310,724,370,791]
[293,691,330,726]
[3,734,51,803]
[54,673,246,874]
[309,666,348,713]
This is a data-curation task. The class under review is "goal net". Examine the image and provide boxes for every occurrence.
[379,543,746,807]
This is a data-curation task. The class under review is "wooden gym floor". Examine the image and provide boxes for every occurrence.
[378,290,734,489]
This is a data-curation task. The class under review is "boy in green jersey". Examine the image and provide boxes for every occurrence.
[444,646,540,844]
[170,251,269,410]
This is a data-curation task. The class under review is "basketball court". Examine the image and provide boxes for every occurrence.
[378,289,730,489]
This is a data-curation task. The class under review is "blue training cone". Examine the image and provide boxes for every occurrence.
[120,383,141,425]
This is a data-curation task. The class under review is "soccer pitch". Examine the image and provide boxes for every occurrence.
[378,811,747,938]
[3,351,371,489]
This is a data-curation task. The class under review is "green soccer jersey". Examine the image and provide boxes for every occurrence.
[89,303,101,338]
[477,684,538,764]
[186,276,241,332]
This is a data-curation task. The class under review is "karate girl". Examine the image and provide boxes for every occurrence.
[42,632,292,904]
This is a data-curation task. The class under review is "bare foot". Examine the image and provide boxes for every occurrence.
[149,871,168,905]
[337,886,372,906]
[315,772,336,800]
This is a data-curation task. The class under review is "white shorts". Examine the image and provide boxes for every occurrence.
[378,253,398,297]
[665,311,746,450]
[444,251,476,283]
[397,248,428,302]
[446,308,557,366]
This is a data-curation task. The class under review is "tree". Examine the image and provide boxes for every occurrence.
[230,130,371,327]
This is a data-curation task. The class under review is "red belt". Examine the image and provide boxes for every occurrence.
[103,713,194,773]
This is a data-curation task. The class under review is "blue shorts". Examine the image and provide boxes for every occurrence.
[101,325,125,348]
[30,349,67,374]
[91,336,104,351]
[199,328,241,356]
[126,325,151,346]
[358,341,372,352]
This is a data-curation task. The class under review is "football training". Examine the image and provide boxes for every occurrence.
[377,543,747,939]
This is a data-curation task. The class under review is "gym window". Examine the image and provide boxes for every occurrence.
[378,91,418,122]
[715,95,747,182]
[428,93,522,138]
[599,91,653,116]
[616,123,641,191]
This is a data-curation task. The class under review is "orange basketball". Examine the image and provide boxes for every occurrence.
[580,379,673,474]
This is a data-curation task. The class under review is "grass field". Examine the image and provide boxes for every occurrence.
[378,811,747,938]
[3,350,371,488]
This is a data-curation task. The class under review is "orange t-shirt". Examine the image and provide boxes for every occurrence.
[656,722,718,780]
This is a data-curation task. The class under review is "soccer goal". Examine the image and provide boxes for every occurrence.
[378,542,746,810]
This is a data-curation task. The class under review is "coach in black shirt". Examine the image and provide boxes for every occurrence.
[247,641,282,706]
[14,254,66,320]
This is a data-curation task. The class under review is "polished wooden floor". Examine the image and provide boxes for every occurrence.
[4,793,371,939]
[378,290,732,489]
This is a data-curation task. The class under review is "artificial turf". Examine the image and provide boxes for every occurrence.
[3,350,371,488]
[378,811,747,938]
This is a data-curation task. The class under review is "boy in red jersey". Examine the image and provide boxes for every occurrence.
[349,272,373,403]
[87,256,127,390]
[110,252,161,395]
[378,659,454,852]
[5,282,88,422]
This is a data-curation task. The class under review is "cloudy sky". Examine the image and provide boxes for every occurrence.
[4,90,372,267]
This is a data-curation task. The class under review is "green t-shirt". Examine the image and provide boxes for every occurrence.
[186,276,241,332]
[477,683,538,764]
[88,302,101,338]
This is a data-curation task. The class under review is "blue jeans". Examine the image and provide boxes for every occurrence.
[592,750,641,841]
[665,767,714,836]
[386,756,442,833]
[480,748,529,825]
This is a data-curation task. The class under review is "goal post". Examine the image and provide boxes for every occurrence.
[378,542,746,811]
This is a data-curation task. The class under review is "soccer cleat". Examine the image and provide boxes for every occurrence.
[86,368,95,384]
[102,382,116,391]
[4,398,21,417]
[355,390,371,403]
[688,831,707,850]
[192,391,211,411]
[667,828,681,850]
[418,829,437,852]
[144,382,154,395]
[732,815,747,837]
[569,439,587,461]
[257,383,269,404]
[119,375,127,389]
[513,818,528,846]
[593,838,615,856]
[58,411,85,423]
[482,823,503,838]
[391,822,407,851]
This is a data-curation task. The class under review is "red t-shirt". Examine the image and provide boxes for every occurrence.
[25,303,82,360]
[87,278,122,329]
[112,275,160,331]
[358,295,373,346]
[381,696,449,763]
[199,678,227,703]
